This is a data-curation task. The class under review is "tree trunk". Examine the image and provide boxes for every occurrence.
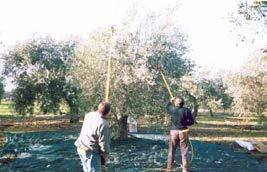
[193,102,199,123]
[118,115,128,140]
[209,107,214,117]
[193,104,199,118]
[69,105,79,123]
[70,114,79,123]
[66,97,80,123]
[258,114,265,124]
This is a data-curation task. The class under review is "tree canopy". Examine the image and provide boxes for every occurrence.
[224,48,267,122]
[178,75,233,118]
[3,38,81,119]
[72,12,194,138]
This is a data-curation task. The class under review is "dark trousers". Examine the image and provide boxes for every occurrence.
[167,130,189,172]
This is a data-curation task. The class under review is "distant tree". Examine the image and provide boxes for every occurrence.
[199,78,232,117]
[228,0,266,45]
[179,75,232,118]
[225,48,267,122]
[178,76,203,119]
[3,37,81,122]
[0,77,4,103]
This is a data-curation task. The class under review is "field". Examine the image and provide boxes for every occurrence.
[139,112,267,145]
[1,100,266,145]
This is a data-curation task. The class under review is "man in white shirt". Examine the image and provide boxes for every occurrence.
[75,101,111,172]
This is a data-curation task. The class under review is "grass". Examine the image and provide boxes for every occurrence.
[0,100,79,147]
[0,100,15,116]
[139,112,267,145]
[0,100,82,131]
[190,113,267,144]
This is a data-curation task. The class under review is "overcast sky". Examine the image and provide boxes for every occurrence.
[0,0,266,91]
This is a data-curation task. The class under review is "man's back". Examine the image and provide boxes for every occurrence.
[166,97,193,172]
[75,112,110,155]
[166,102,194,130]
[75,101,111,172]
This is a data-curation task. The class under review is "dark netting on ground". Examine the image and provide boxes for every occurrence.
[0,131,266,172]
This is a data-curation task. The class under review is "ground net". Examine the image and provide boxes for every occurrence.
[0,131,266,172]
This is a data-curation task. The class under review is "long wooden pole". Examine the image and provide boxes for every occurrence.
[160,71,174,99]
[105,26,114,102]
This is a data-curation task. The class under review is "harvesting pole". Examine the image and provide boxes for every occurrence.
[105,26,114,102]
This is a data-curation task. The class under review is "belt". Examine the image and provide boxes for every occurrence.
[172,128,189,132]
[181,129,189,132]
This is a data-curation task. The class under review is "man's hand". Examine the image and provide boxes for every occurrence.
[170,97,175,103]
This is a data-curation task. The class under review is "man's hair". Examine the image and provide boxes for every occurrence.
[98,101,111,116]
[176,96,185,107]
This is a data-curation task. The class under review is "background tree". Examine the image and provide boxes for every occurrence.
[3,37,81,122]
[179,75,232,119]
[228,0,266,45]
[0,77,4,103]
[224,48,267,123]
[199,78,232,117]
[178,75,203,119]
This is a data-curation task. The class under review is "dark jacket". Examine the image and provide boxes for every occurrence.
[166,102,194,130]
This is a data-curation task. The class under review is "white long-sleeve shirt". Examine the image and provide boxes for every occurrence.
[75,111,110,156]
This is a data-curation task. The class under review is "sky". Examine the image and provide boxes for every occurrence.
[0,0,266,91]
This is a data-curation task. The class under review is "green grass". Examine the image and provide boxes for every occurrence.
[0,100,70,118]
[0,100,15,116]
[140,112,267,144]
[190,113,267,144]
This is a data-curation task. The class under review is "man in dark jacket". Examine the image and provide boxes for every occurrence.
[166,96,194,172]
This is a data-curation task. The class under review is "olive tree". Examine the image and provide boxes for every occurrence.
[72,12,193,139]
[179,75,232,119]
[225,48,267,122]
[3,37,81,122]
[0,77,4,103]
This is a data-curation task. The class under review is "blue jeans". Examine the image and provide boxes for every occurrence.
[77,148,101,172]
